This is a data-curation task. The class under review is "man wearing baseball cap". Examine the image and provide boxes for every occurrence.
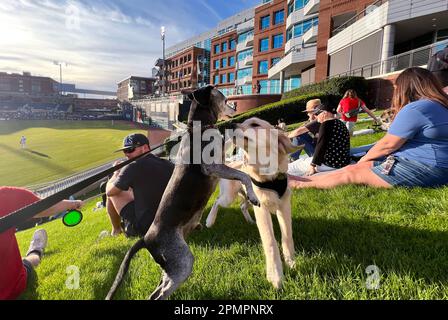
[288,99,322,160]
[105,133,174,237]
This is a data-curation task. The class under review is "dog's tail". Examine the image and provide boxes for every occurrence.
[106,238,145,300]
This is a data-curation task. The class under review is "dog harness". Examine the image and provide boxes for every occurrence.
[251,173,288,198]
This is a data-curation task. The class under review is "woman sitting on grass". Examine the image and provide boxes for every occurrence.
[289,67,448,189]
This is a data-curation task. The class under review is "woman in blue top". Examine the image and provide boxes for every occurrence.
[290,67,448,189]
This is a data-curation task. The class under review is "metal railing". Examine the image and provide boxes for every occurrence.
[27,159,124,198]
[329,39,448,79]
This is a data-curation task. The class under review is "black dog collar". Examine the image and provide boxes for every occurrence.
[251,173,288,198]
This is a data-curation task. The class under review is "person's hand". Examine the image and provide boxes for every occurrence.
[306,165,317,176]
[70,200,84,211]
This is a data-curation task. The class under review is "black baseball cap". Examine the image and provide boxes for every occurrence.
[115,133,150,153]
[311,104,337,114]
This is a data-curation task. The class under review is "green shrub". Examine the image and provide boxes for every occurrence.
[282,76,368,101]
[218,92,338,130]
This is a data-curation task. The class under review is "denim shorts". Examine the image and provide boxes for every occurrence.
[371,156,448,188]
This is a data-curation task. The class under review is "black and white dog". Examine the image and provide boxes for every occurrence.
[106,85,260,300]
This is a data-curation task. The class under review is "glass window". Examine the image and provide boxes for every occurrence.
[229,56,235,67]
[214,60,220,69]
[229,72,235,83]
[241,85,252,95]
[288,2,294,15]
[272,34,283,49]
[204,39,211,51]
[222,42,228,52]
[259,80,269,94]
[237,49,253,62]
[259,38,269,52]
[260,15,270,30]
[214,44,220,54]
[214,75,220,84]
[295,0,305,11]
[237,67,252,79]
[272,57,281,66]
[222,58,227,68]
[258,60,268,75]
[274,10,284,25]
[229,39,236,50]
[287,28,293,41]
[221,74,227,83]
[238,30,254,44]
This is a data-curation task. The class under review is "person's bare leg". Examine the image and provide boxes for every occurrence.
[24,254,41,268]
[289,161,392,189]
[106,190,134,236]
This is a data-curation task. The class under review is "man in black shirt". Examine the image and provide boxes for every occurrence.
[106,134,174,237]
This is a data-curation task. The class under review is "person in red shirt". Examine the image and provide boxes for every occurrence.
[337,89,380,136]
[0,187,83,300]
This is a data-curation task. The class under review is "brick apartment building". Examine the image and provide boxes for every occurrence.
[165,46,207,94]
[0,72,57,96]
[253,0,287,94]
[117,76,156,102]
[210,31,238,95]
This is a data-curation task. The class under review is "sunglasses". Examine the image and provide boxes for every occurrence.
[123,147,136,154]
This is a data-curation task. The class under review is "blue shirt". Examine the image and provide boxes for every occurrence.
[389,99,448,168]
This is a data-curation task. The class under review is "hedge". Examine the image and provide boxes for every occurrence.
[217,92,339,131]
[282,76,368,101]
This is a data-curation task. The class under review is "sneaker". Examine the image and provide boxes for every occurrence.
[26,229,48,258]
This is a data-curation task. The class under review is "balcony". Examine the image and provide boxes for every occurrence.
[155,58,165,67]
[286,8,304,30]
[235,76,252,86]
[303,25,318,44]
[268,45,316,80]
[245,34,254,47]
[304,0,320,16]
[237,19,254,34]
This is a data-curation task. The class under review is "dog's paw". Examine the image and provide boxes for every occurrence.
[285,257,296,269]
[248,195,260,207]
[267,274,283,290]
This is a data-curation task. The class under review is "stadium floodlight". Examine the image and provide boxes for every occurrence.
[53,61,68,95]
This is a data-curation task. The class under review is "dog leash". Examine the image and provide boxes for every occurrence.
[0,136,184,234]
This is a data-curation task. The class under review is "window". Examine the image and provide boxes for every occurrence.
[222,42,228,52]
[288,2,294,15]
[214,75,220,84]
[229,39,236,50]
[229,72,235,83]
[260,15,270,30]
[274,10,284,25]
[237,49,253,62]
[237,67,252,79]
[259,80,269,94]
[289,17,319,41]
[221,74,227,83]
[222,58,227,68]
[259,38,269,52]
[188,54,192,61]
[272,34,283,49]
[229,56,235,67]
[238,30,254,44]
[214,44,220,54]
[214,60,220,70]
[258,60,269,75]
[272,57,281,66]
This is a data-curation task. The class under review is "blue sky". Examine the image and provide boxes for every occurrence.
[0,0,260,91]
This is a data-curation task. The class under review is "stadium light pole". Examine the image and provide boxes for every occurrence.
[53,61,68,95]
[161,26,166,96]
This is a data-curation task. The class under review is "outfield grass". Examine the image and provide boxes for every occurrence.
[14,121,448,300]
[0,120,147,187]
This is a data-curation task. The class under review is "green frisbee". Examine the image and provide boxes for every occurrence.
[62,210,83,227]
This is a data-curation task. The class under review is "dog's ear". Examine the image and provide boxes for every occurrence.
[188,85,215,106]
[181,88,196,101]
[278,133,302,155]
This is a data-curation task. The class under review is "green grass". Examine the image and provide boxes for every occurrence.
[11,115,448,300]
[0,120,147,187]
[16,186,448,300]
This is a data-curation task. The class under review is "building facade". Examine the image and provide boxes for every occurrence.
[210,31,238,95]
[117,76,156,102]
[0,72,57,96]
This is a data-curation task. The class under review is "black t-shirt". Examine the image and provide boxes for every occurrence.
[312,119,350,169]
[114,154,174,231]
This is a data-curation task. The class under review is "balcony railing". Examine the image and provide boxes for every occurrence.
[332,0,388,36]
[329,39,448,79]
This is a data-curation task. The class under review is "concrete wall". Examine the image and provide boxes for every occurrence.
[226,94,282,117]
